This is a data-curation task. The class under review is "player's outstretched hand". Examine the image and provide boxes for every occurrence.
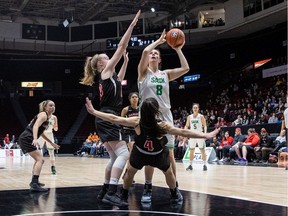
[130,10,141,27]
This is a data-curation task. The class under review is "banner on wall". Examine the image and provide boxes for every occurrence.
[262,65,287,78]
[21,82,43,88]
[182,147,216,162]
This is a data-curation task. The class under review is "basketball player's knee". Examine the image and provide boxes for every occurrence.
[118,149,129,163]
[115,145,129,159]
[113,147,129,170]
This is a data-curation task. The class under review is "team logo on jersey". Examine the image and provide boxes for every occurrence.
[151,77,165,83]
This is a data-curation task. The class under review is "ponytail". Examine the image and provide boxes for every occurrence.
[39,100,51,112]
[80,56,95,86]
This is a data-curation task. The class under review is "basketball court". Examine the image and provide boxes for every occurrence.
[0,155,287,215]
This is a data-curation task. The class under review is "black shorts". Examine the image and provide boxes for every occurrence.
[123,133,136,143]
[95,108,124,142]
[18,130,37,154]
[129,145,170,172]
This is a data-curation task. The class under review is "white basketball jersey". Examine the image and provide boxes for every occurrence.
[138,68,170,112]
[189,113,203,132]
[45,115,56,133]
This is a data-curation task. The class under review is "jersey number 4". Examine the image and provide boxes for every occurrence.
[144,140,154,151]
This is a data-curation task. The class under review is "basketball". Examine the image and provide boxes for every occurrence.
[166,28,185,48]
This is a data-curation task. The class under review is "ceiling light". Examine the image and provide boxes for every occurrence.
[63,19,69,27]
[151,7,155,12]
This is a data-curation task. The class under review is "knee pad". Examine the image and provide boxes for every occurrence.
[113,145,129,170]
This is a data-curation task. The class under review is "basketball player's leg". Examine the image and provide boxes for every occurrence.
[166,133,176,176]
[44,133,57,174]
[163,112,177,181]
[122,139,134,180]
[123,165,138,189]
[159,149,182,203]
[47,148,56,174]
[102,140,129,205]
[109,140,129,183]
[168,148,176,176]
[29,150,47,191]
[198,139,207,171]
[97,141,116,200]
[186,139,196,171]
[142,165,154,203]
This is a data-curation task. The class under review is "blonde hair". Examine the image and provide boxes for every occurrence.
[80,54,102,86]
[39,100,52,112]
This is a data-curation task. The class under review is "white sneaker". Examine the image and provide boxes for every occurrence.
[219,158,224,162]
[212,158,218,162]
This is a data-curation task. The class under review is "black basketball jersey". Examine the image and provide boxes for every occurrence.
[134,124,168,154]
[123,106,139,133]
[99,72,122,112]
[126,105,139,118]
[26,112,49,138]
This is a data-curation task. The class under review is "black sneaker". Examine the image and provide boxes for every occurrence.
[30,183,48,192]
[203,165,207,171]
[51,166,56,175]
[141,189,152,203]
[97,184,109,200]
[29,182,45,187]
[170,188,183,203]
[102,192,128,207]
[186,165,193,171]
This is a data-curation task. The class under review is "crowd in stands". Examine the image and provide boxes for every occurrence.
[0,133,19,149]
[74,132,108,158]
[171,73,287,166]
[172,75,286,129]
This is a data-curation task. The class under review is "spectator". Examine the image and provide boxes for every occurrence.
[233,115,242,126]
[10,135,16,145]
[254,128,274,163]
[270,130,287,156]
[268,113,277,123]
[91,132,100,143]
[213,131,233,162]
[77,139,93,156]
[209,136,220,150]
[4,133,9,144]
[258,114,268,124]
[229,128,246,161]
[174,135,187,160]
[234,128,260,164]
[242,115,249,125]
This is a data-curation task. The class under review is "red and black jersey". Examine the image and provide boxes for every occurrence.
[99,72,122,113]
[26,111,49,138]
[134,124,168,154]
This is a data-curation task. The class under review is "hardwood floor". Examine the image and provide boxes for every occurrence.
[0,155,287,207]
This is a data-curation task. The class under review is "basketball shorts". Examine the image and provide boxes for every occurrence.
[38,132,55,150]
[18,130,37,154]
[95,108,124,143]
[188,138,206,149]
[129,145,170,172]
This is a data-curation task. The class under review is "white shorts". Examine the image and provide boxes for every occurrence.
[188,138,206,149]
[38,132,55,150]
[160,109,175,148]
